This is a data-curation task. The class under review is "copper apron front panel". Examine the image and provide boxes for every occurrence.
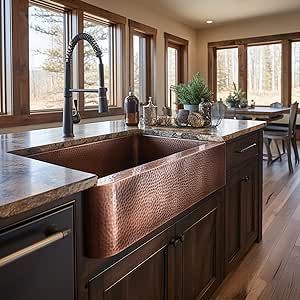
[84,142,226,259]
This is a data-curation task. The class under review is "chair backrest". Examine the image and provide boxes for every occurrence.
[289,102,298,137]
[270,102,283,108]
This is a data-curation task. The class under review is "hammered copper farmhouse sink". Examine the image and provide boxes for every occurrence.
[30,134,226,258]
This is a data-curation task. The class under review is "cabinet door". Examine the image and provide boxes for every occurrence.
[224,161,259,275]
[240,162,259,252]
[224,169,243,275]
[175,192,223,300]
[89,227,175,300]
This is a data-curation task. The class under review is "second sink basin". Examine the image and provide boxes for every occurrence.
[30,134,226,258]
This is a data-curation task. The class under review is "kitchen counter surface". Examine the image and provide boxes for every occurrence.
[0,119,265,219]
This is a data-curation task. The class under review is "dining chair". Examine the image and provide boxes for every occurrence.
[264,102,287,155]
[263,102,299,174]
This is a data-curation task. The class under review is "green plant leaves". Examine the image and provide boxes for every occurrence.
[171,73,213,105]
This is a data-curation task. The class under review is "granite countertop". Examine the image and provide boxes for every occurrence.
[0,119,265,219]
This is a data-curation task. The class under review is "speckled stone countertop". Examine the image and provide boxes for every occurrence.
[0,119,265,219]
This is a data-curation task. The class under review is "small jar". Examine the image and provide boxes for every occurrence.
[143,97,157,126]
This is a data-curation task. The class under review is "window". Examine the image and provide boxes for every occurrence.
[29,2,67,111]
[0,0,126,127]
[247,44,282,106]
[167,46,179,110]
[292,42,300,102]
[132,34,147,101]
[129,20,156,103]
[165,33,188,111]
[83,14,113,108]
[0,0,8,115]
[216,48,238,101]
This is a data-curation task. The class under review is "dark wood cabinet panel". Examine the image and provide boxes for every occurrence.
[224,159,259,275]
[241,162,259,252]
[224,168,243,274]
[89,226,175,300]
[175,193,223,300]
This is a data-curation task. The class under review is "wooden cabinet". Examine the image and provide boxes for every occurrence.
[0,205,75,300]
[224,131,261,275]
[88,192,223,300]
[175,192,223,300]
[88,226,176,300]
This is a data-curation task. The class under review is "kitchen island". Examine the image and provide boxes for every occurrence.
[0,119,265,300]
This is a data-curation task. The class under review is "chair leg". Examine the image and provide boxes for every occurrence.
[264,138,272,165]
[282,140,286,153]
[275,140,282,161]
[287,139,293,174]
[291,137,299,164]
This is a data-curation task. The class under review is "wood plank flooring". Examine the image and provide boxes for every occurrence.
[213,147,300,300]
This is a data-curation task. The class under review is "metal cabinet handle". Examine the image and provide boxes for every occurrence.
[0,229,71,268]
[179,235,185,243]
[241,176,250,182]
[236,143,257,154]
[170,238,179,248]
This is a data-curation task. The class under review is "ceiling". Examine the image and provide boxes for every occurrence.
[136,0,300,28]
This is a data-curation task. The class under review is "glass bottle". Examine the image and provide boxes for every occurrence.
[124,89,139,126]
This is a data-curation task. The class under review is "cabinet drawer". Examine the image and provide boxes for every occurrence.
[226,132,259,171]
[0,205,74,300]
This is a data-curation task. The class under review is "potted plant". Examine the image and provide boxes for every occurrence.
[226,82,247,108]
[171,72,213,113]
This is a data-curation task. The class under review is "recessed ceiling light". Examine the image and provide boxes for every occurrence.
[205,20,214,24]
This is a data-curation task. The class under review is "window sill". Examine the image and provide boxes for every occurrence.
[0,107,124,128]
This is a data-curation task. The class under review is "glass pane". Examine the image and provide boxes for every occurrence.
[167,47,178,111]
[133,34,147,102]
[84,17,111,107]
[247,44,282,106]
[29,4,65,111]
[292,42,300,102]
[0,0,3,114]
[216,48,238,101]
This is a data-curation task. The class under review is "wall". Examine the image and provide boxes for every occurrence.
[84,0,198,111]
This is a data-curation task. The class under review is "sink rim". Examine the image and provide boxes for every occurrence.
[96,140,222,186]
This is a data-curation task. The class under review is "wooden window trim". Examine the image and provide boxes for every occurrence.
[1,0,126,128]
[208,31,300,106]
[128,19,157,102]
[164,32,188,108]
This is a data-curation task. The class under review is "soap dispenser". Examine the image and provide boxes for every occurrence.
[143,97,157,126]
[124,89,139,126]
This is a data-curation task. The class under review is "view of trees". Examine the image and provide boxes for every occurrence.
[83,17,111,107]
[247,44,281,105]
[167,47,178,110]
[133,34,146,102]
[216,48,238,101]
[29,4,111,111]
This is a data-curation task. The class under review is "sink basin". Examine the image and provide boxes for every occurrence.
[30,134,226,258]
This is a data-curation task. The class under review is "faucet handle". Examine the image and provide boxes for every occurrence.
[72,99,81,124]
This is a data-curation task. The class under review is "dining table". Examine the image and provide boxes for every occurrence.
[225,106,290,123]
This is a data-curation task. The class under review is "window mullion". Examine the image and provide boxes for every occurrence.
[238,44,247,98]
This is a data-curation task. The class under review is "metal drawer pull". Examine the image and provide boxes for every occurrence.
[0,229,71,268]
[236,143,257,154]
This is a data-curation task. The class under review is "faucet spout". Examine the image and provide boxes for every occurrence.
[63,33,108,138]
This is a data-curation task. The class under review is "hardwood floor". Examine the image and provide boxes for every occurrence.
[214,147,300,300]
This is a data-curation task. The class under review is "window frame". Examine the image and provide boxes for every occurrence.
[0,0,6,114]
[208,32,300,107]
[128,19,157,103]
[0,0,126,128]
[164,33,188,109]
